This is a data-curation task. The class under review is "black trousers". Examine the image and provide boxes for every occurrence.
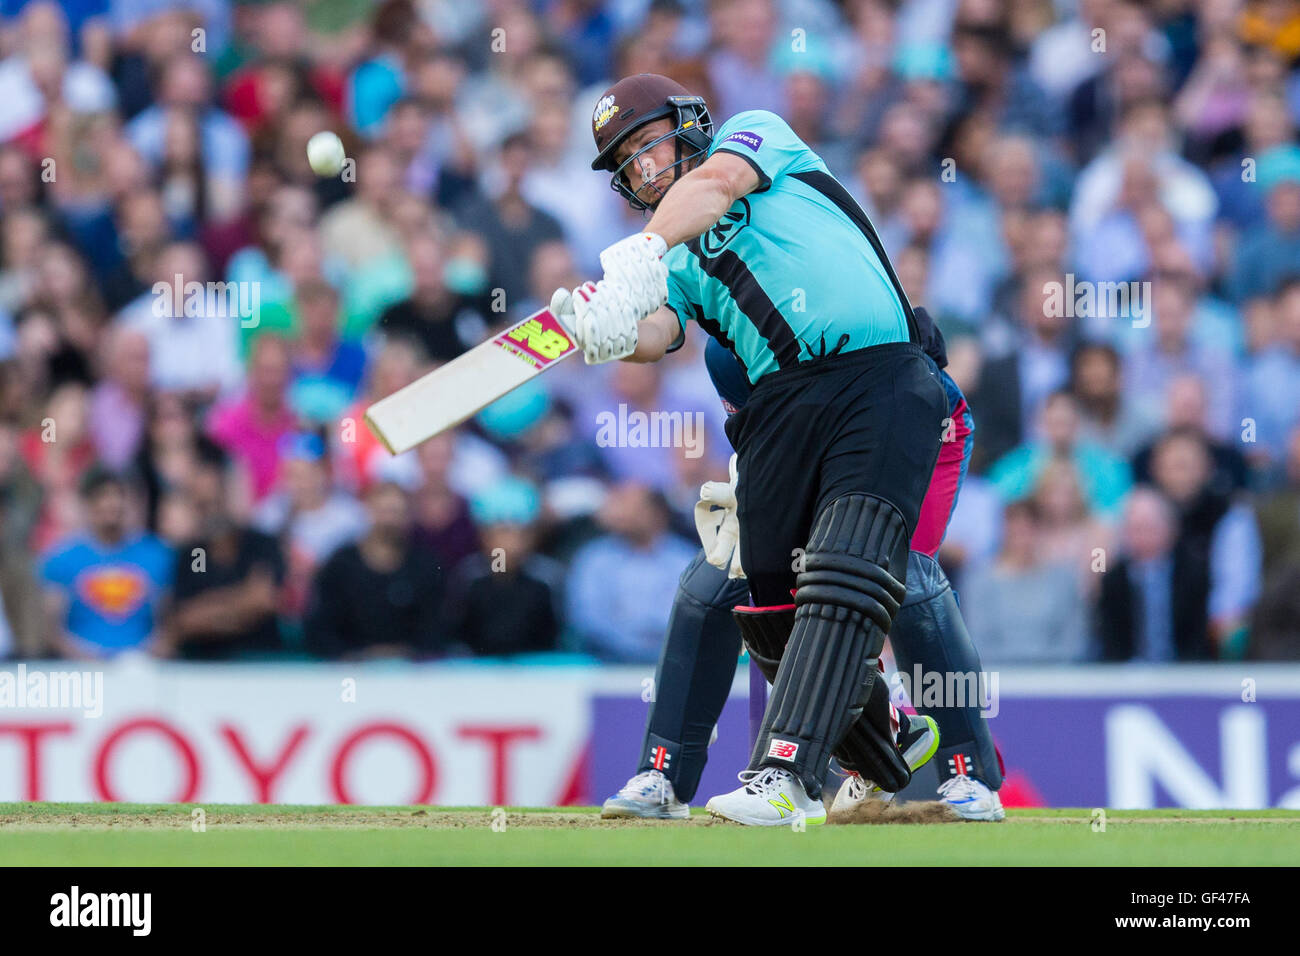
[724,342,948,607]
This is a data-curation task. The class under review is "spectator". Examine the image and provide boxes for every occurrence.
[1230,144,1300,301]
[1095,486,1212,662]
[345,0,420,138]
[99,188,173,313]
[1069,341,1161,458]
[0,420,41,554]
[1251,425,1300,659]
[377,232,487,363]
[305,481,444,660]
[704,0,785,117]
[442,475,563,657]
[124,53,250,220]
[22,382,98,553]
[969,266,1080,470]
[1241,278,1300,468]
[1147,426,1261,651]
[117,240,244,400]
[0,423,43,656]
[288,279,367,424]
[0,530,42,658]
[166,443,285,661]
[253,431,367,615]
[1123,273,1240,441]
[959,499,1090,664]
[567,482,696,662]
[988,389,1133,519]
[1210,91,1294,231]
[1131,374,1249,495]
[1029,457,1116,595]
[391,431,479,571]
[317,144,406,269]
[575,361,716,493]
[454,130,566,309]
[333,336,422,493]
[1071,98,1217,260]
[0,2,117,147]
[39,468,173,659]
[89,326,152,470]
[208,334,298,502]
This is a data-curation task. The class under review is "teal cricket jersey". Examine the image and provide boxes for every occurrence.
[663,109,916,383]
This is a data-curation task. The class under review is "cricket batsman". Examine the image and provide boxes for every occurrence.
[601,310,1005,823]
[552,73,950,825]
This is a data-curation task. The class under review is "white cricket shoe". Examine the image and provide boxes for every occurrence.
[601,770,690,819]
[830,713,941,814]
[830,770,885,813]
[705,767,827,827]
[937,773,1006,821]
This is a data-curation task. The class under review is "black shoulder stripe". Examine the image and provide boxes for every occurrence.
[685,239,800,370]
[789,169,920,346]
[691,302,750,381]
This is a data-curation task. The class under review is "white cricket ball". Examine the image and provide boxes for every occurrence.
[306,131,346,177]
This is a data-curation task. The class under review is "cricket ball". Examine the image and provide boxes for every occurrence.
[306,131,346,177]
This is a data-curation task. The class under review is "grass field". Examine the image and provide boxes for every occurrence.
[2,803,1298,865]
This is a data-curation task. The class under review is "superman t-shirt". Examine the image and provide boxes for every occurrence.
[40,534,174,652]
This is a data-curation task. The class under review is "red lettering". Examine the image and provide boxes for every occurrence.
[554,739,590,807]
[330,723,436,804]
[456,724,542,805]
[94,718,200,802]
[0,723,74,801]
[220,724,310,803]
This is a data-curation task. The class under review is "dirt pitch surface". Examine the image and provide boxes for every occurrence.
[2,804,1298,865]
[0,800,963,830]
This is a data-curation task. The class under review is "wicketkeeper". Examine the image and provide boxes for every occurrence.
[555,74,949,825]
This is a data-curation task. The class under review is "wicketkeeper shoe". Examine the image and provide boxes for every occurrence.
[705,767,827,827]
[600,770,691,819]
[830,712,940,814]
[937,773,1006,821]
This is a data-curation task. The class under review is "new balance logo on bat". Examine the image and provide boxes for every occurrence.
[496,314,575,365]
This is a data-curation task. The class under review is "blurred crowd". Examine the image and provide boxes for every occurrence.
[0,0,1298,666]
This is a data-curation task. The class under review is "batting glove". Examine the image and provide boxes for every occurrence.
[550,286,577,337]
[570,279,640,364]
[598,232,669,318]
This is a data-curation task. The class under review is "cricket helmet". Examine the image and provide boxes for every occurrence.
[589,73,713,210]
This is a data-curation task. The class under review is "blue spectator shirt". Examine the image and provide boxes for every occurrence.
[40,534,174,652]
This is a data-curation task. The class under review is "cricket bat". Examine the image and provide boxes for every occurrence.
[364,308,577,454]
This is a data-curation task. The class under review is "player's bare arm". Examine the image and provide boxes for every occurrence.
[619,151,759,363]
[623,306,680,363]
[639,147,759,250]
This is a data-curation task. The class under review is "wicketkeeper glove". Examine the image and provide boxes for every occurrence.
[694,453,745,579]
